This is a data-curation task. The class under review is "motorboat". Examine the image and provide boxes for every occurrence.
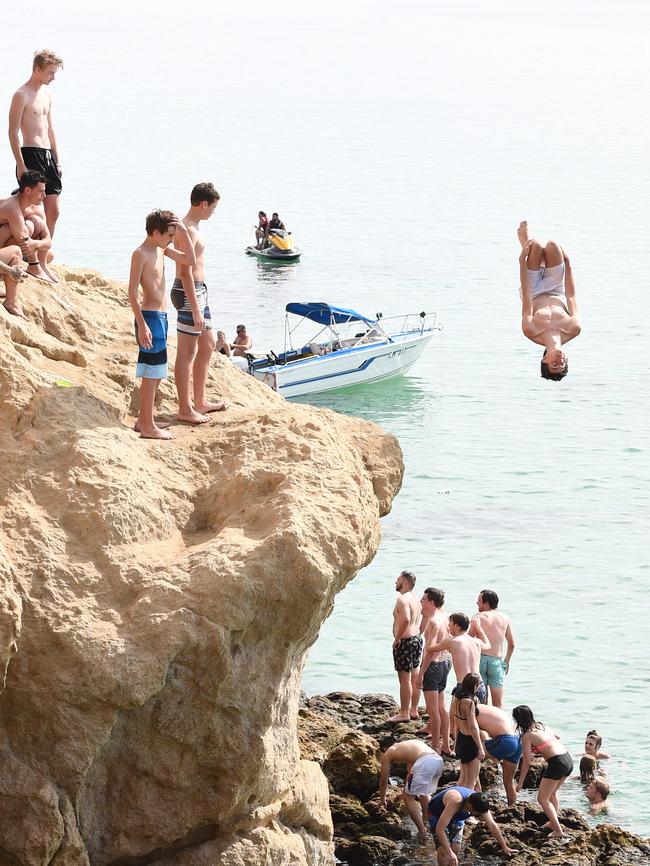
[247,302,440,398]
[245,228,301,262]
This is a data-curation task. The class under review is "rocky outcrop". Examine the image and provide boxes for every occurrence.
[299,693,650,866]
[0,269,404,866]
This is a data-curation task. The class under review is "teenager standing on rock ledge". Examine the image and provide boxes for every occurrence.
[9,50,64,239]
[388,571,423,723]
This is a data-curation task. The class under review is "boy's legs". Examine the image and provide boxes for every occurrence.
[44,193,61,240]
[138,379,172,440]
[543,240,564,268]
[193,327,226,413]
[175,332,209,424]
[1,246,25,316]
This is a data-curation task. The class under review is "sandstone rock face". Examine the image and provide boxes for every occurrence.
[0,269,404,865]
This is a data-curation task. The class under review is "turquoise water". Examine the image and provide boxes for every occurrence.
[3,0,649,837]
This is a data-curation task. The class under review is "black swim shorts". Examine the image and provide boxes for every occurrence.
[455,731,479,764]
[543,752,573,780]
[21,147,62,195]
[423,657,452,693]
[393,635,423,673]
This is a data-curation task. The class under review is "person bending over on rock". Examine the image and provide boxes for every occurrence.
[468,589,515,708]
[378,739,444,841]
[584,729,610,759]
[428,787,515,866]
[585,777,610,815]
[513,705,573,838]
[0,245,26,317]
[388,570,423,723]
[417,586,452,754]
[450,673,484,792]
[426,612,491,705]
[517,220,581,381]
[0,170,56,284]
[129,209,196,440]
[476,704,521,805]
[171,182,226,424]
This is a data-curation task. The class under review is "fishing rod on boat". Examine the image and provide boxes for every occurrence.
[360,265,382,322]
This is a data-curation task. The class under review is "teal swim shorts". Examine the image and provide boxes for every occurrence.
[480,654,506,688]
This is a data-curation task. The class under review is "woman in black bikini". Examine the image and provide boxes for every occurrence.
[513,705,573,838]
[450,673,484,792]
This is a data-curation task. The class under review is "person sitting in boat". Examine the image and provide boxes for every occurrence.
[269,212,285,232]
[517,220,581,381]
[231,324,253,357]
[255,211,268,249]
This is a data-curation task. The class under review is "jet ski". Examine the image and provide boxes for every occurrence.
[246,228,301,262]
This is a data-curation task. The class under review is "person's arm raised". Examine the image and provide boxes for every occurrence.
[8,92,26,177]
[163,219,197,268]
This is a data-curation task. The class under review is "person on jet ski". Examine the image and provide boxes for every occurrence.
[255,211,268,249]
[269,212,286,232]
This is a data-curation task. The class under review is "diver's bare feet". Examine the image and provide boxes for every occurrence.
[177,410,210,425]
[2,301,25,318]
[387,714,410,723]
[547,830,564,839]
[517,220,530,248]
[134,418,171,432]
[26,262,54,283]
[193,400,227,414]
[140,425,173,440]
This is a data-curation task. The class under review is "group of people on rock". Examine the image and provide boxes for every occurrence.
[381,572,609,864]
[1,49,65,317]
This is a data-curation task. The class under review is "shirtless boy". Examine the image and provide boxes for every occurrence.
[171,182,226,423]
[0,170,55,289]
[129,210,196,440]
[378,739,444,840]
[517,220,581,381]
[468,590,515,708]
[9,50,64,238]
[416,587,452,753]
[388,571,423,723]
[427,613,490,705]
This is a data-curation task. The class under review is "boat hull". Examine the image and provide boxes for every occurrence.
[251,331,433,398]
[245,246,301,262]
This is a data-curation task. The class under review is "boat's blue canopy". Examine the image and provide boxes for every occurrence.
[286,302,374,326]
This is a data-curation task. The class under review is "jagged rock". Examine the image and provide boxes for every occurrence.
[323,730,381,800]
[0,267,404,866]
[341,835,400,866]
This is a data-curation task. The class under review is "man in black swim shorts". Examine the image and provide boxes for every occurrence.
[9,50,64,238]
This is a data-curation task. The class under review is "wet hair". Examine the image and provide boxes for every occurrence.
[399,571,416,588]
[145,209,175,236]
[512,705,537,734]
[579,755,597,784]
[460,673,480,694]
[449,612,469,632]
[190,182,220,206]
[33,49,63,70]
[18,170,46,192]
[586,730,603,749]
[591,778,609,800]
[479,590,499,609]
[541,352,569,381]
[423,587,445,607]
[465,792,489,814]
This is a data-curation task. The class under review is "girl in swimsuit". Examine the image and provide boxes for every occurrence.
[450,673,484,792]
[513,705,574,838]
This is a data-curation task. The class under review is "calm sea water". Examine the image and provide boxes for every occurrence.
[3,0,649,836]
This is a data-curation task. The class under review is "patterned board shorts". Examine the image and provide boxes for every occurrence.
[393,635,423,672]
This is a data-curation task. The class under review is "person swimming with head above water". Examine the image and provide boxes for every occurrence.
[517,221,581,381]
[584,729,610,759]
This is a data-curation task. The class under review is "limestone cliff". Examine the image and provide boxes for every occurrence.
[0,268,404,866]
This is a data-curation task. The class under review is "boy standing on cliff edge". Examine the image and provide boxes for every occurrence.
[129,210,195,440]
